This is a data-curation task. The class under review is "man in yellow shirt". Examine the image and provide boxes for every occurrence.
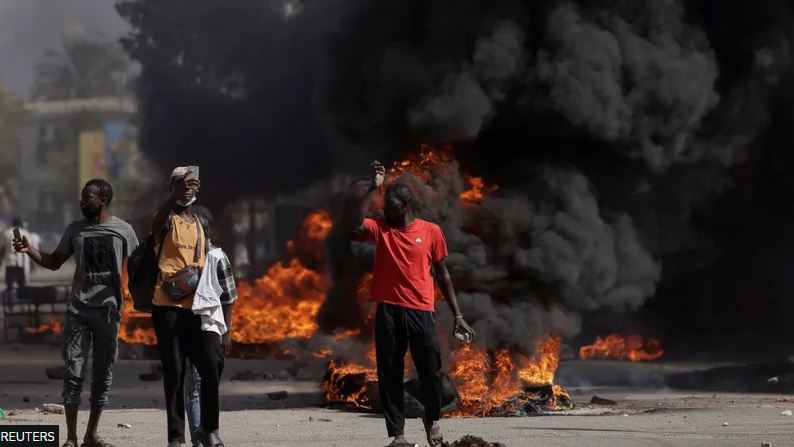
[151,167,224,447]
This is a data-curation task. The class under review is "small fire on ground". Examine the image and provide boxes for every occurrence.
[24,317,62,336]
[322,336,573,417]
[579,334,663,362]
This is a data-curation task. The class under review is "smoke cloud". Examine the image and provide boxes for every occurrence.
[120,0,794,347]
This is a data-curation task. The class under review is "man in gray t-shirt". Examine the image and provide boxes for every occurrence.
[56,215,138,309]
[14,179,138,447]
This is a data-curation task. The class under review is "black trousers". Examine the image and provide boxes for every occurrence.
[375,302,443,438]
[5,266,26,290]
[152,305,224,443]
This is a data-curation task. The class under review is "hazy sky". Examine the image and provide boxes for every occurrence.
[0,0,129,99]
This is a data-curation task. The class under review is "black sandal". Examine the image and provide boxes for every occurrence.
[197,428,224,447]
[385,440,419,447]
[208,432,224,447]
[80,437,115,447]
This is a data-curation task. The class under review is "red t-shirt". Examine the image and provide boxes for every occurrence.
[358,218,448,312]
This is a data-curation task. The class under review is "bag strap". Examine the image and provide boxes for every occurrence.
[193,219,202,264]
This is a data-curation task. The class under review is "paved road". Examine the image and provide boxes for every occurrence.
[1,345,793,446]
[5,402,794,447]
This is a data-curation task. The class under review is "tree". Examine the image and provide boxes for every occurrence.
[31,35,132,101]
[115,0,341,208]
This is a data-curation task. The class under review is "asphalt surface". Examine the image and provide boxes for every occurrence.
[1,344,793,446]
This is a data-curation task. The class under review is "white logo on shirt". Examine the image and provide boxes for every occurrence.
[415,237,423,244]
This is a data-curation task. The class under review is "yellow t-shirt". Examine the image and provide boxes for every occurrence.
[153,214,206,308]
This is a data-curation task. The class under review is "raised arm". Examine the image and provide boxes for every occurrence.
[152,170,201,236]
[350,161,385,234]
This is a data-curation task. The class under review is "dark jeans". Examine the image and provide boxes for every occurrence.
[5,266,26,290]
[152,305,224,443]
[61,302,120,409]
[375,302,443,438]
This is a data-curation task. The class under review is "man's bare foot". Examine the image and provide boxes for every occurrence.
[423,419,444,446]
[62,439,78,447]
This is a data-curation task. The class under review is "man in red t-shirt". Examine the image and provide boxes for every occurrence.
[352,161,476,447]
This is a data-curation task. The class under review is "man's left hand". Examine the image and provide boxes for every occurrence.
[453,317,476,344]
[222,332,233,354]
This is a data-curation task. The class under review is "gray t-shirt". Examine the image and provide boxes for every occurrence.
[56,216,139,308]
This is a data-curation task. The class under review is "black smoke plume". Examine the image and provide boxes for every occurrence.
[121,0,794,355]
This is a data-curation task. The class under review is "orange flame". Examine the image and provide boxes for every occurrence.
[448,336,568,417]
[288,210,333,264]
[388,144,452,180]
[460,177,498,204]
[24,317,62,336]
[323,336,573,417]
[448,345,500,417]
[517,336,562,386]
[230,210,333,344]
[321,346,377,408]
[579,334,663,362]
[119,267,157,345]
[232,259,329,344]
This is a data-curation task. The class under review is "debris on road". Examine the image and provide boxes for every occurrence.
[308,417,332,422]
[39,403,64,414]
[268,391,288,400]
[45,366,67,380]
[138,373,161,381]
[590,396,617,406]
[443,435,507,447]
[231,370,260,381]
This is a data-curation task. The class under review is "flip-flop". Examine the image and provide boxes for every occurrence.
[385,441,419,447]
[62,441,78,447]
[80,437,115,447]
[423,421,444,447]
